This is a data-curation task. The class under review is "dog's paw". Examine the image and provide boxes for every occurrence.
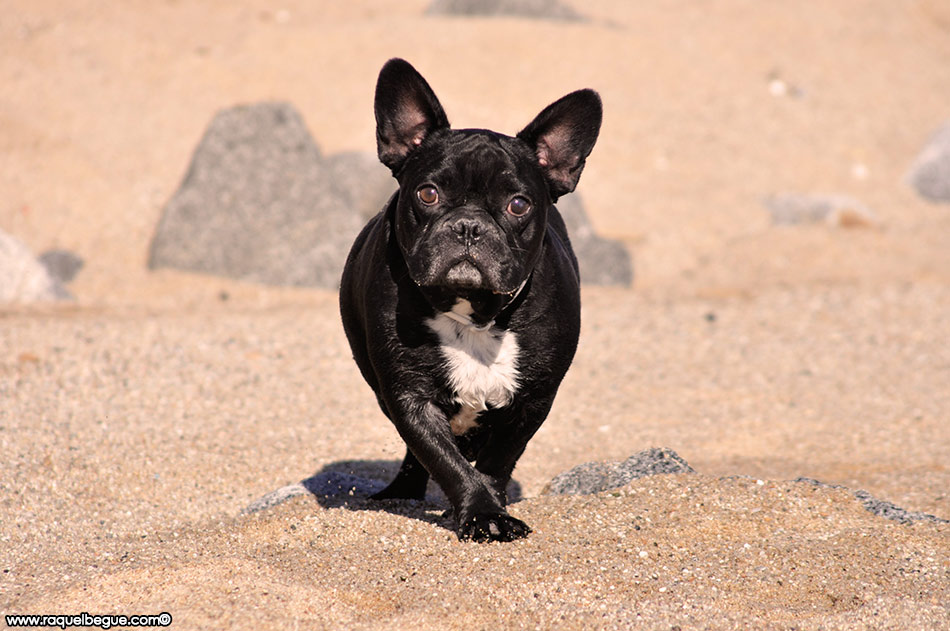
[458,513,531,543]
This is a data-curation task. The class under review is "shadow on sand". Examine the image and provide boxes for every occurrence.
[243,458,524,536]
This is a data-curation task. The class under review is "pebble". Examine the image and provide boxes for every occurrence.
[0,229,69,303]
[764,193,878,228]
[906,121,950,203]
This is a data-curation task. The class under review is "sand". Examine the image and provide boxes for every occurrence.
[2,1,949,629]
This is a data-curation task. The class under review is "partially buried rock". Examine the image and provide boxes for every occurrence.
[149,102,388,288]
[907,121,950,203]
[0,230,70,303]
[794,477,949,525]
[543,447,695,495]
[241,471,389,515]
[426,0,585,20]
[764,193,878,228]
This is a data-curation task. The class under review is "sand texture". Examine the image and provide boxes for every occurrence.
[2,1,949,629]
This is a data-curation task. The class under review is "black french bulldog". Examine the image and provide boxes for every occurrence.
[339,58,601,542]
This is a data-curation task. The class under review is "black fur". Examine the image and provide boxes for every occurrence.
[340,59,601,542]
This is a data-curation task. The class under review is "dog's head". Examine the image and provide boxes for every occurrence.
[374,58,601,320]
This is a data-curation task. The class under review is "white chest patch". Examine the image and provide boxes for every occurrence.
[426,300,521,435]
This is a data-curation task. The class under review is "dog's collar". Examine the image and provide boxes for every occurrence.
[439,278,529,332]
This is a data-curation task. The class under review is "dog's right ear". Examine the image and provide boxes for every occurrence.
[374,58,450,174]
[517,89,602,202]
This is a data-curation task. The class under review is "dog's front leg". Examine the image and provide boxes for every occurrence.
[388,399,531,542]
[371,448,430,501]
[473,397,557,505]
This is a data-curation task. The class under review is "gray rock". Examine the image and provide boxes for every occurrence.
[426,0,585,21]
[0,230,69,303]
[543,447,695,495]
[907,122,950,203]
[764,193,878,227]
[241,482,309,514]
[557,194,633,286]
[794,477,949,525]
[327,151,395,223]
[39,249,84,284]
[148,102,379,288]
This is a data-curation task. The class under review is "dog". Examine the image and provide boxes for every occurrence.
[339,58,601,542]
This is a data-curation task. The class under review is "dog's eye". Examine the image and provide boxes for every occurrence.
[416,186,439,206]
[506,196,532,217]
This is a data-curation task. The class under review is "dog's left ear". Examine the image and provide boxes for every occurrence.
[374,58,450,174]
[517,90,602,201]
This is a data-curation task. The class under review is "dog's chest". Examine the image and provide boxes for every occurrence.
[426,306,520,435]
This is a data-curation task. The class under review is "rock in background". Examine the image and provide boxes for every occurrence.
[764,193,878,228]
[39,249,84,285]
[907,121,950,203]
[150,101,631,289]
[425,0,584,21]
[0,230,70,303]
[148,102,390,288]
[557,194,633,286]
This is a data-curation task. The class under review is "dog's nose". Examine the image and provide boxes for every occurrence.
[449,217,482,245]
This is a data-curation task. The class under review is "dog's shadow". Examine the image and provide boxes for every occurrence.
[284,459,523,533]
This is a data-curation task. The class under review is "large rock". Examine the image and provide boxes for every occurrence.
[0,230,69,303]
[426,0,585,21]
[907,121,950,203]
[148,102,390,288]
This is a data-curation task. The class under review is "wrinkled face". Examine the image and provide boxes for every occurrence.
[393,129,549,315]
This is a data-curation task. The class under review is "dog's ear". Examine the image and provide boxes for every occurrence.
[517,89,602,201]
[374,58,450,174]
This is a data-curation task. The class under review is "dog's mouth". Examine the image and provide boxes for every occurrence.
[427,258,523,296]
[443,259,484,290]
[412,257,526,322]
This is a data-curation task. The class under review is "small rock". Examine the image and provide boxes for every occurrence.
[0,230,69,303]
[426,0,585,21]
[557,194,634,287]
[543,447,695,495]
[764,193,878,228]
[907,121,950,203]
[766,70,804,99]
[39,249,84,284]
[241,483,309,514]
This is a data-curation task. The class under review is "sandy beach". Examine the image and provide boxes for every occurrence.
[2,1,949,628]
